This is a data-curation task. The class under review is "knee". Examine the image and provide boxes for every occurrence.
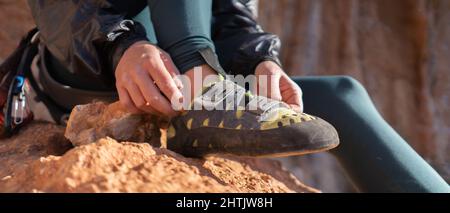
[331,76,367,98]
[298,75,370,107]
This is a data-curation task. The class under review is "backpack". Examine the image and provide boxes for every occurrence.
[0,28,39,137]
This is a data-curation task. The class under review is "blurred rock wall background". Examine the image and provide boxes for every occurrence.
[0,0,448,192]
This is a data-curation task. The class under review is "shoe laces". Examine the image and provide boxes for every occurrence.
[193,79,290,118]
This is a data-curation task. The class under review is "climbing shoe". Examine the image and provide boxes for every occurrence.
[166,79,339,158]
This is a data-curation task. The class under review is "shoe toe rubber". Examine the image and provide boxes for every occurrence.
[167,117,340,158]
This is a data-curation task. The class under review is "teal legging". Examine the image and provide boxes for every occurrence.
[293,76,449,192]
[133,4,449,192]
[142,0,214,73]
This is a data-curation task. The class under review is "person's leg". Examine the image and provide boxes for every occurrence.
[146,0,218,74]
[292,76,449,192]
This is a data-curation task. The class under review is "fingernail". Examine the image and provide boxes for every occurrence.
[174,91,183,102]
[176,79,184,89]
[178,93,184,103]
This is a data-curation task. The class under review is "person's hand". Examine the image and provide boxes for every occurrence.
[254,61,303,112]
[115,41,183,117]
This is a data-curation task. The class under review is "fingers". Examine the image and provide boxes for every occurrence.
[160,51,183,90]
[142,53,184,106]
[115,42,183,117]
[289,104,303,113]
[254,61,304,112]
[117,72,162,115]
[280,76,304,112]
[124,82,152,113]
[290,79,304,112]
[269,74,283,101]
[129,66,178,117]
[117,86,140,114]
[257,73,282,101]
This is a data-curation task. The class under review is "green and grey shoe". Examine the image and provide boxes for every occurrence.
[166,79,339,158]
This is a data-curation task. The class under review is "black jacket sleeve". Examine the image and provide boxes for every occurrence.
[212,0,282,76]
[28,0,148,78]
